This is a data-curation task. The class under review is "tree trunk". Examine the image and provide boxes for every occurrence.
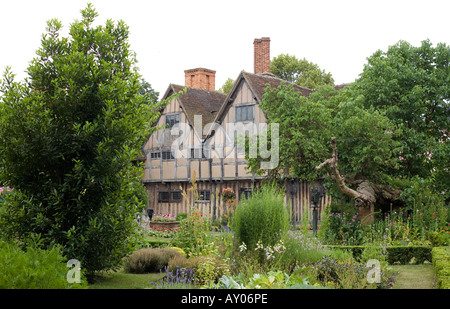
[316,137,400,224]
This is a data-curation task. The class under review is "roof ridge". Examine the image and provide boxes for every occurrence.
[242,70,314,92]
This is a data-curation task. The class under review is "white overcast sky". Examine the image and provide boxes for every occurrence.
[1,0,449,99]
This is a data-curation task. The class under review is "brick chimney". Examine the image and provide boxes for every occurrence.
[184,68,216,91]
[254,37,271,74]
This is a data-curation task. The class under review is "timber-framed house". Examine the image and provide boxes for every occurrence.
[141,38,333,222]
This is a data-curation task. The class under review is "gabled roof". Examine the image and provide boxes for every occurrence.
[242,71,313,102]
[211,71,314,127]
[160,84,227,138]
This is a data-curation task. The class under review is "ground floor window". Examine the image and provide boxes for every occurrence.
[239,187,253,200]
[197,190,211,201]
[158,190,183,202]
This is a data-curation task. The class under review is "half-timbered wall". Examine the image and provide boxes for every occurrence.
[142,80,331,224]
[145,179,331,224]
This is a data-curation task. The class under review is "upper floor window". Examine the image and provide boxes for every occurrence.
[190,148,208,159]
[165,114,180,129]
[150,151,161,159]
[162,151,174,160]
[235,105,254,122]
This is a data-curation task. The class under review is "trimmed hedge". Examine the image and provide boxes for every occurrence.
[328,245,432,264]
[432,247,450,289]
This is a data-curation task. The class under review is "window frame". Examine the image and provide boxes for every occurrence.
[234,104,254,122]
[162,151,175,161]
[165,113,180,129]
[196,190,211,202]
[239,187,253,200]
[158,191,170,202]
[150,151,161,159]
[158,191,183,203]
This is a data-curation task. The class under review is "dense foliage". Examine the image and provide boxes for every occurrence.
[270,53,334,89]
[0,4,169,277]
[0,239,87,289]
[354,40,450,199]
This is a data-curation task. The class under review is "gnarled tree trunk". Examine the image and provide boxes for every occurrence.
[316,137,402,224]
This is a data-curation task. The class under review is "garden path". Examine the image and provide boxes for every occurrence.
[391,264,436,289]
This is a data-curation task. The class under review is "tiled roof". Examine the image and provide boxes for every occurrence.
[169,84,226,137]
[242,71,314,101]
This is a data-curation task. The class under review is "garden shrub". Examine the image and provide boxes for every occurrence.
[124,247,182,274]
[167,255,202,272]
[311,256,390,289]
[195,255,231,285]
[432,247,450,289]
[170,209,212,255]
[279,230,331,271]
[170,247,187,257]
[319,202,364,245]
[0,240,87,289]
[167,254,230,286]
[231,184,290,251]
[176,213,188,222]
[212,269,316,289]
[427,231,449,247]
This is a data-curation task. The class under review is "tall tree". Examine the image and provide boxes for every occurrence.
[354,39,450,199]
[246,83,402,221]
[139,78,159,104]
[218,77,234,94]
[270,54,334,89]
[0,4,172,277]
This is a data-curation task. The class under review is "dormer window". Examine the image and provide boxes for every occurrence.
[165,114,180,129]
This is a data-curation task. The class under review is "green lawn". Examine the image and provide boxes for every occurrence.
[390,264,436,289]
[88,269,164,289]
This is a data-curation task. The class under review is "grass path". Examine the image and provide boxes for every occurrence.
[89,269,164,289]
[390,264,436,289]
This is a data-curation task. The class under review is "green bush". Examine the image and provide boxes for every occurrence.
[432,247,450,289]
[231,184,290,251]
[176,213,188,222]
[124,247,182,274]
[278,231,331,271]
[319,203,364,245]
[170,209,212,255]
[0,5,158,278]
[0,240,87,289]
[310,255,394,289]
[167,254,230,286]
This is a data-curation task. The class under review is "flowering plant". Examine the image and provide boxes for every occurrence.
[0,187,13,195]
[222,188,235,202]
[152,213,176,222]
